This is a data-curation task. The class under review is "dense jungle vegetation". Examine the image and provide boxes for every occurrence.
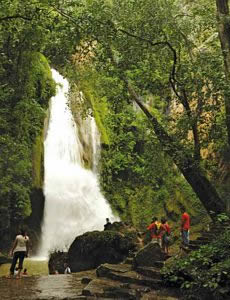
[1,1,230,294]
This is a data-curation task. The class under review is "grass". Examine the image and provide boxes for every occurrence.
[0,258,48,277]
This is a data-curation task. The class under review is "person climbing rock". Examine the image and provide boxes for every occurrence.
[104,218,112,230]
[8,229,29,279]
[181,211,190,248]
[161,218,171,255]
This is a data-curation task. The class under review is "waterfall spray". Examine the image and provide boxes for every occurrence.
[38,70,117,257]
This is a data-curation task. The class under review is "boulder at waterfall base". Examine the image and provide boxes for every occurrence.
[68,230,135,272]
[48,251,69,274]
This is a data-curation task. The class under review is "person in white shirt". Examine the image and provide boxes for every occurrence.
[64,263,71,274]
[8,229,29,278]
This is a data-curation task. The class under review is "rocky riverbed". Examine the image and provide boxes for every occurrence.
[0,258,183,300]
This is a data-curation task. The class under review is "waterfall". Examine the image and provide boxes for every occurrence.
[38,70,117,257]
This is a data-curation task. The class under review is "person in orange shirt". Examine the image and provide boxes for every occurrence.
[181,211,190,247]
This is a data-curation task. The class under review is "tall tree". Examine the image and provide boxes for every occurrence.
[67,0,227,217]
[216,0,230,146]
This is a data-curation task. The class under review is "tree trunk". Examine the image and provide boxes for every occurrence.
[127,83,226,218]
[216,0,230,145]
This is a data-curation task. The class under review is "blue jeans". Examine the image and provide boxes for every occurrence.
[10,251,26,275]
[182,230,189,245]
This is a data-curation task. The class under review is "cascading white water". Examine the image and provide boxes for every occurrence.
[38,70,117,257]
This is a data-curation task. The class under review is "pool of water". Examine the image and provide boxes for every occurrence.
[0,268,96,300]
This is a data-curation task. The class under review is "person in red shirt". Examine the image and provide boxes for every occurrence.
[181,211,190,247]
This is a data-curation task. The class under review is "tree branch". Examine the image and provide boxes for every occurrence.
[50,5,83,29]
[116,27,200,159]
[0,15,32,22]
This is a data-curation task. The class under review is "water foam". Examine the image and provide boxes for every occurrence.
[38,70,117,257]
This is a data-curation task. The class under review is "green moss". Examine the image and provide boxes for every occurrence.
[18,51,56,108]
[32,132,44,188]
[82,87,110,145]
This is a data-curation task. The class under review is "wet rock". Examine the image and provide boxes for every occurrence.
[105,221,144,250]
[68,230,135,272]
[83,278,141,299]
[81,277,92,284]
[123,257,133,264]
[133,241,165,269]
[104,285,141,299]
[96,263,162,288]
[96,262,132,277]
[135,266,161,279]
[82,278,122,297]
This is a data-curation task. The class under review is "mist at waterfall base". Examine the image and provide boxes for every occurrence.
[38,70,118,258]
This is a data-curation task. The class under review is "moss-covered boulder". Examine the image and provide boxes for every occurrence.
[104,221,144,250]
[68,230,135,272]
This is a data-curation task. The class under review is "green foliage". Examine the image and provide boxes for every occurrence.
[0,0,229,255]
[78,65,204,229]
[216,213,230,224]
[162,228,230,299]
[0,0,57,236]
[60,0,228,218]
[0,136,33,223]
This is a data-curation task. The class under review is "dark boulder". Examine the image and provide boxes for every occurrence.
[48,251,68,274]
[68,230,135,272]
[105,221,144,250]
[0,254,12,265]
[133,241,165,269]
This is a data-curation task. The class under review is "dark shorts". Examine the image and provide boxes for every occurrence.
[162,234,170,247]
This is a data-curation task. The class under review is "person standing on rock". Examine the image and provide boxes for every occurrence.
[161,218,171,255]
[181,211,190,248]
[104,218,112,231]
[8,229,29,279]
[147,217,163,247]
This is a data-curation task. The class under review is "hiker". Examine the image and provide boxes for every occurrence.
[64,263,71,274]
[181,211,190,247]
[147,217,163,247]
[161,218,171,254]
[104,218,112,231]
[8,229,29,279]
